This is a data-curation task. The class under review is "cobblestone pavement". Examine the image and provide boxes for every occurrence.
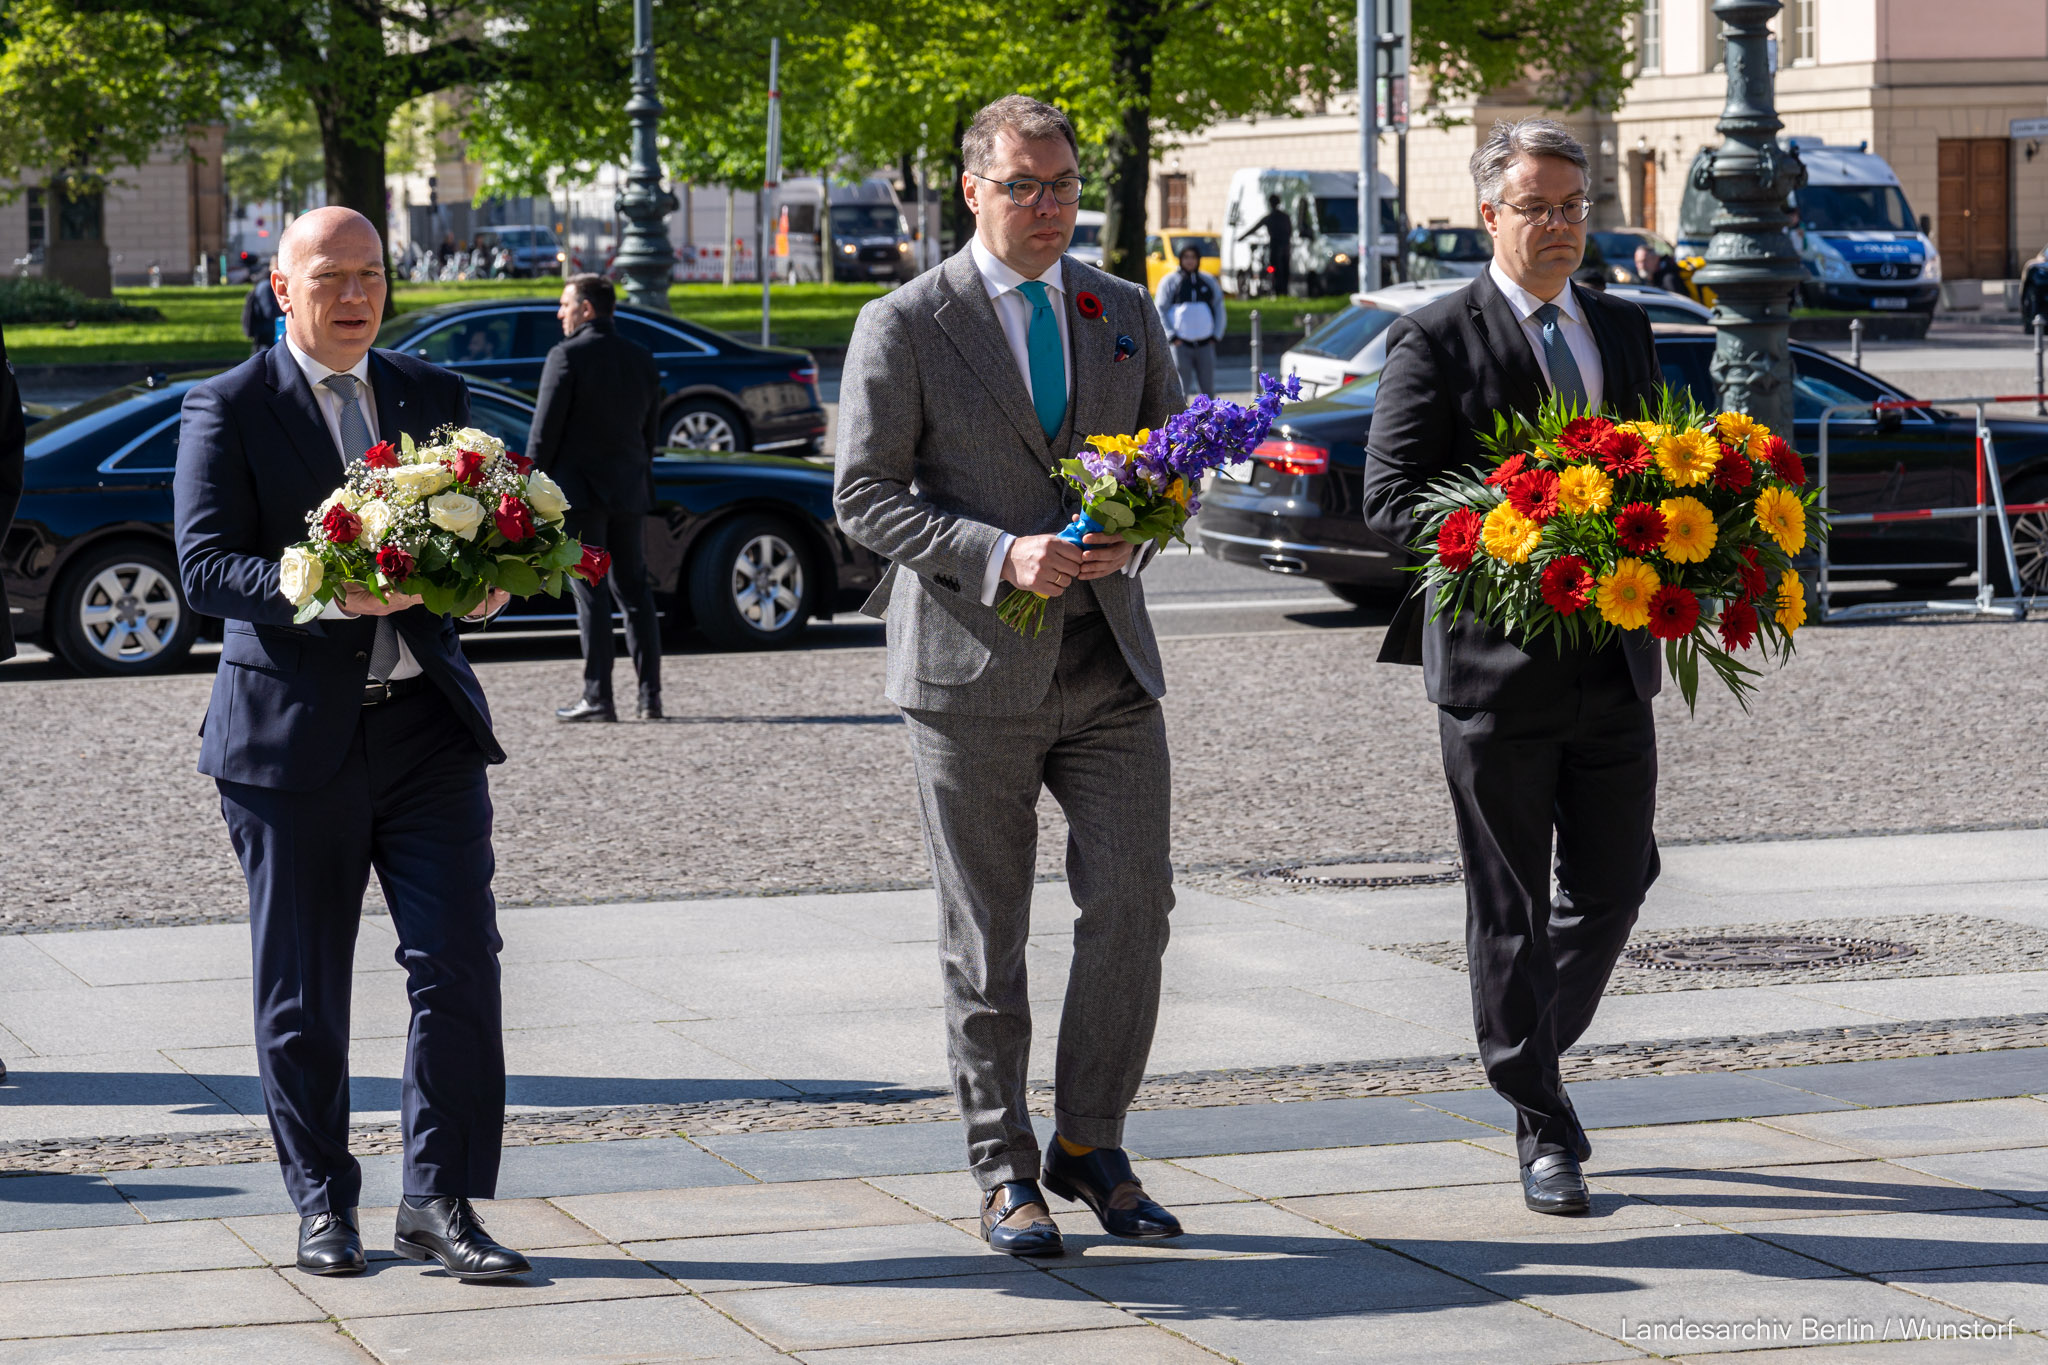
[5,608,2046,932]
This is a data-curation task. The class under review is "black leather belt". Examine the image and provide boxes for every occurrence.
[1172,336,1216,346]
[362,676,429,706]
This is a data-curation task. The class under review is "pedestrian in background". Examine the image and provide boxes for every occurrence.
[242,265,284,355]
[1634,243,1685,294]
[1155,244,1225,397]
[1248,193,1293,297]
[527,273,666,722]
[0,321,21,1088]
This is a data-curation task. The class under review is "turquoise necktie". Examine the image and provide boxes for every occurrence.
[1015,280,1067,441]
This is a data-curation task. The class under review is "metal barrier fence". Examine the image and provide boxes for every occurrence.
[1816,395,2048,624]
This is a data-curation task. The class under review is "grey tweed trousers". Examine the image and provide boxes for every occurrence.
[899,614,1175,1190]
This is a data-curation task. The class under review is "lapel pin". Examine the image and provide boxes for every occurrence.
[1075,291,1104,321]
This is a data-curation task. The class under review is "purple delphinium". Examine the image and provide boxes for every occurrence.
[1079,446,1138,487]
[1140,373,1299,484]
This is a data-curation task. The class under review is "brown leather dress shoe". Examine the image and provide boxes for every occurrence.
[979,1180,1064,1258]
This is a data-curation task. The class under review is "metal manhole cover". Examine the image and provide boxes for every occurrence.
[1624,934,1918,972]
[1241,859,1462,889]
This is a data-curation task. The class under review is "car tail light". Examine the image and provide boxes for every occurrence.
[1254,439,1329,476]
[790,365,818,386]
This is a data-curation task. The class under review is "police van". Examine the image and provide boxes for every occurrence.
[1678,138,1939,322]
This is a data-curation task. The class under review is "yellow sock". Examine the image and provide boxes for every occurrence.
[1056,1134,1095,1157]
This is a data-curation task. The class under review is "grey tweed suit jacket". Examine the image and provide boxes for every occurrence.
[834,247,1183,716]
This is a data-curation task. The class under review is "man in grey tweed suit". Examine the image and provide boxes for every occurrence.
[835,95,1186,1259]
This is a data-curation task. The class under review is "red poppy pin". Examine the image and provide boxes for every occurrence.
[1075,291,1104,321]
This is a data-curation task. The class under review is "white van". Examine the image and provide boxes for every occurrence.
[1069,209,1105,268]
[1221,168,1400,296]
[777,176,916,284]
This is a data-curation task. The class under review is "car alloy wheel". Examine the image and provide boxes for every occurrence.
[666,403,741,451]
[53,542,198,675]
[731,533,804,633]
[687,514,814,650]
[2011,503,2048,596]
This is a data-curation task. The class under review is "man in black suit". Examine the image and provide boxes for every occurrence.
[526,273,664,722]
[242,267,284,355]
[175,206,530,1281]
[1247,193,1292,297]
[0,322,20,1087]
[1361,119,1663,1217]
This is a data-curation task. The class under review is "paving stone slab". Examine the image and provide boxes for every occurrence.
[1052,1237,1493,1321]
[1416,1071,1854,1134]
[1748,1049,2048,1109]
[794,1324,1232,1364]
[0,1265,321,1340]
[1671,1338,2048,1365]
[1180,1138,1518,1198]
[288,1241,679,1320]
[224,1197,603,1266]
[1165,1297,1644,1365]
[1885,1261,2048,1334]
[705,1272,1131,1351]
[555,1177,923,1243]
[1286,1182,1700,1242]
[632,1218,1000,1291]
[342,1293,784,1362]
[591,942,943,1017]
[866,1159,1248,1222]
[1894,1148,2048,1207]
[1002,1197,1381,1269]
[694,1119,986,1182]
[0,1323,378,1364]
[1469,1119,1870,1175]
[1590,1160,2022,1224]
[1760,1099,2048,1158]
[0,1174,138,1233]
[1741,1205,2048,1274]
[0,938,86,994]
[0,1048,259,1141]
[0,1217,263,1283]
[494,1135,751,1198]
[1122,1094,1488,1159]
[1388,1222,1847,1298]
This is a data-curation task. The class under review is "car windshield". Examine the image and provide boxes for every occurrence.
[24,386,183,460]
[831,204,903,236]
[1313,197,1359,235]
[1070,223,1101,247]
[1592,230,1671,261]
[1413,228,1491,262]
[1296,304,1400,362]
[1795,184,1916,233]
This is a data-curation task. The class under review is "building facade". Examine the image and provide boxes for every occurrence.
[0,129,228,290]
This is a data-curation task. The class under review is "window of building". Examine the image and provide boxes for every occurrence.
[1638,0,1662,75]
[1161,174,1188,229]
[1790,0,1817,63]
[25,188,45,261]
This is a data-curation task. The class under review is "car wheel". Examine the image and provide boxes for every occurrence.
[664,398,747,452]
[50,539,197,676]
[1327,581,1402,609]
[688,515,814,649]
[1996,479,2048,598]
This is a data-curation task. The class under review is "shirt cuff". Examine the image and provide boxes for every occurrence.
[980,532,1016,606]
[1125,542,1152,577]
[319,600,351,620]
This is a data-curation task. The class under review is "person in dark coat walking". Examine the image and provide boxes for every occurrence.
[242,268,284,354]
[0,321,20,1088]
[527,273,665,721]
[1247,193,1293,297]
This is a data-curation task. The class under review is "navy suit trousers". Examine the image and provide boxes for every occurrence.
[218,687,504,1215]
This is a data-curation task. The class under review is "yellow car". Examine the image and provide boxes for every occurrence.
[1146,232,1223,292]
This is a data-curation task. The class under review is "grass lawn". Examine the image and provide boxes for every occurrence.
[7,278,1357,368]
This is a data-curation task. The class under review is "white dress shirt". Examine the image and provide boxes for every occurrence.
[286,338,422,679]
[966,238,1143,604]
[1487,260,1604,411]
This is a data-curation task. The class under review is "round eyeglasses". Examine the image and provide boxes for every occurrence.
[1499,198,1593,227]
[970,172,1086,208]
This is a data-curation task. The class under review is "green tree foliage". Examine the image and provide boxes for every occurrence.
[1414,0,1644,117]
[223,94,324,221]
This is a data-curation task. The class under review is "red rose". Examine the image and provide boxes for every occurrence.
[505,451,534,474]
[321,502,362,544]
[1736,545,1770,601]
[1597,430,1653,478]
[1712,441,1755,492]
[1539,555,1594,615]
[1436,506,1484,571]
[1615,501,1667,555]
[574,543,612,583]
[1759,434,1805,487]
[1647,584,1702,641]
[1075,291,1103,320]
[376,544,415,581]
[362,440,400,469]
[1718,597,1759,651]
[1505,468,1562,523]
[1557,416,1617,461]
[449,449,489,486]
[1483,452,1528,488]
[494,494,535,542]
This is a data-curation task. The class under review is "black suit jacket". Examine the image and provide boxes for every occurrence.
[0,325,24,661]
[526,317,663,516]
[1361,270,1663,708]
[173,343,504,790]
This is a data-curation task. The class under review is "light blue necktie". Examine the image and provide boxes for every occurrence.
[324,373,400,679]
[1533,303,1589,409]
[1015,280,1067,441]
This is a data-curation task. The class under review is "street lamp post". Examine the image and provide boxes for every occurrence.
[612,0,678,313]
[1689,0,1807,435]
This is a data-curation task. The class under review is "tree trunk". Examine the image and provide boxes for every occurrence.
[943,116,971,257]
[309,0,395,306]
[1100,0,1166,286]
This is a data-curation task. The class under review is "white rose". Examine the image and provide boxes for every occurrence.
[357,499,395,543]
[452,427,505,462]
[278,547,323,606]
[427,491,486,540]
[389,462,453,499]
[317,488,363,517]
[524,469,569,522]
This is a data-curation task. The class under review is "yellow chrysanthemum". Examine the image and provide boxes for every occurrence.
[1557,463,1614,516]
[1715,411,1770,447]
[1596,557,1661,630]
[1776,568,1807,633]
[1755,484,1807,556]
[1658,495,1718,564]
[1653,428,1722,488]
[1480,502,1543,564]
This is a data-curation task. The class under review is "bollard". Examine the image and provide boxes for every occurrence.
[1249,309,1262,390]
[148,263,162,289]
[2035,316,2045,418]
[1848,317,1862,371]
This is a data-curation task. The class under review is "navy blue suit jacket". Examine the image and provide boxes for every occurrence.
[174,344,506,791]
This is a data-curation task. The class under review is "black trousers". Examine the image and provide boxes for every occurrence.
[568,509,661,706]
[1436,664,1660,1165]
[217,687,504,1215]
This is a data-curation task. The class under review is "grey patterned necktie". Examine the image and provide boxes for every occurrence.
[1533,302,1589,408]
[323,372,399,680]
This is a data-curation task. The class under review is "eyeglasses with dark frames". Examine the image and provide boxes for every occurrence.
[1498,198,1593,226]
[970,172,1086,208]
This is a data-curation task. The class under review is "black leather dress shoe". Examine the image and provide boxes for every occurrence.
[393,1197,531,1281]
[0,1056,7,1084]
[979,1180,1064,1258]
[296,1208,365,1275]
[637,697,664,721]
[555,699,617,723]
[1522,1153,1591,1215]
[1043,1144,1182,1240]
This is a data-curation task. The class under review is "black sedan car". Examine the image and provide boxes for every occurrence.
[1200,326,2048,601]
[375,300,827,454]
[4,374,883,676]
